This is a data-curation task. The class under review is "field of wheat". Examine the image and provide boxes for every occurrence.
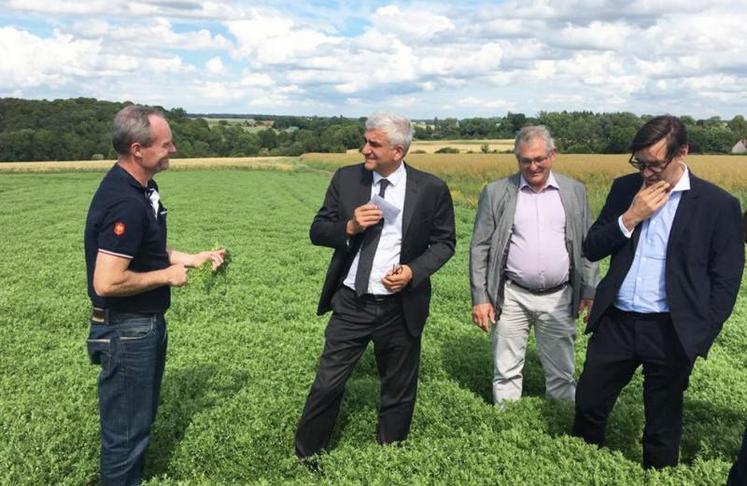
[0,156,294,173]
[346,139,515,155]
[302,152,747,208]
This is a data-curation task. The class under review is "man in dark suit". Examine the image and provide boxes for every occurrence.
[728,426,747,485]
[572,115,744,469]
[295,112,456,459]
[728,223,747,486]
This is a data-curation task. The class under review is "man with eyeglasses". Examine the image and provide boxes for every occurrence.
[470,125,599,405]
[572,115,744,469]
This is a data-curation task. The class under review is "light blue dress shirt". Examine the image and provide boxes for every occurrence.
[614,168,691,313]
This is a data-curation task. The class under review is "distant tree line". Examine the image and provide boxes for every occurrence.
[0,98,364,162]
[416,111,747,154]
[1,98,745,162]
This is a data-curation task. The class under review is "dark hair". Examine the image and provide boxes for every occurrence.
[629,115,688,159]
[111,105,165,155]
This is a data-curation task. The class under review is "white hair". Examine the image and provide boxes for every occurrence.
[514,125,556,156]
[365,112,414,155]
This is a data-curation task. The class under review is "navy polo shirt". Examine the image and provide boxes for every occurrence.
[84,164,171,312]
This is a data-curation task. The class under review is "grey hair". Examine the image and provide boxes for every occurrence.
[112,105,165,155]
[365,112,414,155]
[514,125,556,156]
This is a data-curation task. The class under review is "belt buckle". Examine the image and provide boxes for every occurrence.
[91,307,105,324]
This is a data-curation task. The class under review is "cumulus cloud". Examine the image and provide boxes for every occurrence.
[68,18,231,50]
[239,72,275,88]
[371,5,454,40]
[227,14,341,65]
[4,0,244,19]
[206,57,227,76]
[1,0,746,116]
[0,27,102,87]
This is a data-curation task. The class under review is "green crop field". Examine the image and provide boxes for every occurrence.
[1,163,746,485]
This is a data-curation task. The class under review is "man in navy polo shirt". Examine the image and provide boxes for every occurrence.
[84,105,225,485]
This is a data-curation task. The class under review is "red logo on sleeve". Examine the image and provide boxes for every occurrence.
[113,222,126,236]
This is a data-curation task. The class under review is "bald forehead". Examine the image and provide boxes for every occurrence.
[147,114,172,144]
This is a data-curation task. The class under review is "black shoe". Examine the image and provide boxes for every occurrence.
[299,455,322,474]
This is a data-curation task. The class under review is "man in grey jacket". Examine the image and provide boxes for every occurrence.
[470,125,598,404]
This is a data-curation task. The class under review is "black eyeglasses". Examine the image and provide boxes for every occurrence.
[628,154,673,173]
[517,151,553,166]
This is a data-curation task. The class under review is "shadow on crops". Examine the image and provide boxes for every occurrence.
[145,364,249,478]
[681,399,746,463]
[327,372,380,452]
[535,381,747,467]
[288,348,382,453]
[439,332,549,404]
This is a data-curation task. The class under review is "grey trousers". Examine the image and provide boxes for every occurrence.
[491,280,576,404]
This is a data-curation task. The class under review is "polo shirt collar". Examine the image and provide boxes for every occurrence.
[112,163,156,193]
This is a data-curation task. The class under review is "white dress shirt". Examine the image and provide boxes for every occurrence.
[344,163,407,295]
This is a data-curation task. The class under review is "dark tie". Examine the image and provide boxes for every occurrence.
[355,179,390,296]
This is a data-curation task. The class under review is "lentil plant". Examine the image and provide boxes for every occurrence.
[1,166,746,485]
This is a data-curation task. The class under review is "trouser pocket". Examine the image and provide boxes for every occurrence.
[86,321,113,365]
[111,313,156,341]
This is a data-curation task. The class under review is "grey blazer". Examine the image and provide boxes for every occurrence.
[469,172,599,318]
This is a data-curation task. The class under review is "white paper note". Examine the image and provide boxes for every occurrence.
[371,194,401,221]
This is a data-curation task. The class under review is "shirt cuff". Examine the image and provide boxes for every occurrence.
[617,215,634,238]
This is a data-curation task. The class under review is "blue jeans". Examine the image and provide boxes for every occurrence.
[87,311,167,486]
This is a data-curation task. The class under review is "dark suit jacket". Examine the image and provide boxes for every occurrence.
[310,162,456,337]
[583,172,744,361]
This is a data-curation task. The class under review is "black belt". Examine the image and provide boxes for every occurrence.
[608,306,671,321]
[509,279,567,295]
[341,286,400,302]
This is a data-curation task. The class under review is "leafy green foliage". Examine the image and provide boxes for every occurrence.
[0,99,365,162]
[188,248,232,294]
[2,98,746,163]
[0,168,745,485]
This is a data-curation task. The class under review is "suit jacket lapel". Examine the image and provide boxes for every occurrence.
[402,162,420,241]
[667,174,699,252]
[356,164,373,208]
[346,166,373,252]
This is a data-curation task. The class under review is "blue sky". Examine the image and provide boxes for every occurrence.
[1,0,745,119]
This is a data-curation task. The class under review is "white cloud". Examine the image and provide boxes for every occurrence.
[458,96,516,110]
[1,1,746,117]
[196,81,244,101]
[206,57,227,76]
[553,21,630,50]
[144,55,194,74]
[371,5,454,40]
[68,18,231,50]
[5,0,112,16]
[4,0,244,20]
[239,72,274,88]
[228,14,340,65]
[0,27,102,87]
